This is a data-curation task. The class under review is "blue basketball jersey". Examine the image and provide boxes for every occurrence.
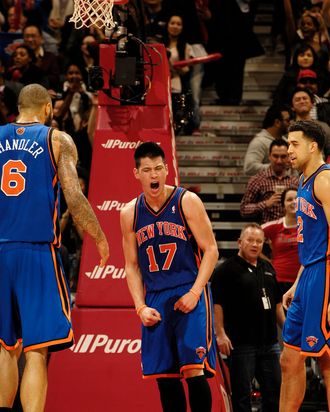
[0,123,60,245]
[134,187,201,292]
[296,164,330,266]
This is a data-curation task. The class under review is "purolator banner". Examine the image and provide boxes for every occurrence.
[45,308,230,412]
[75,44,178,307]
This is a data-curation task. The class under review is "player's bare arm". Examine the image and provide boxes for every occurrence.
[174,191,219,313]
[120,201,161,326]
[314,170,330,325]
[52,129,109,266]
[276,303,286,328]
[282,265,304,309]
[213,304,233,356]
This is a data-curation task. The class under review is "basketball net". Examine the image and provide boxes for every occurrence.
[70,0,118,30]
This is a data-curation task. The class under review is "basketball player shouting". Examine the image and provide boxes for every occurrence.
[120,142,218,412]
[0,84,109,412]
[280,120,330,411]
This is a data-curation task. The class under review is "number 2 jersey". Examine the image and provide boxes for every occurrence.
[134,187,201,292]
[0,123,60,245]
[296,163,330,266]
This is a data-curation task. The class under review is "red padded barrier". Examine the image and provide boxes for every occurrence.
[45,308,231,412]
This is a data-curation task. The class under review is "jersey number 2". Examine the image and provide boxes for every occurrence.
[1,160,27,196]
[146,243,177,272]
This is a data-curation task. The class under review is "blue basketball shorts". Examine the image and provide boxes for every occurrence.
[282,259,330,356]
[141,282,217,378]
[0,242,73,353]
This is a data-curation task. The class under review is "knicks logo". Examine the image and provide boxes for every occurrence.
[16,127,25,135]
[306,336,318,348]
[196,346,206,359]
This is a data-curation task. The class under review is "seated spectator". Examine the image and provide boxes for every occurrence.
[70,34,99,86]
[240,139,299,224]
[163,14,194,134]
[273,43,329,105]
[23,10,60,56]
[296,69,330,124]
[144,0,168,43]
[52,97,65,128]
[244,105,291,176]
[291,87,330,156]
[166,0,211,134]
[63,26,105,67]
[262,188,300,296]
[47,0,73,40]
[317,0,330,29]
[60,63,92,133]
[0,10,5,30]
[284,0,330,71]
[56,64,93,170]
[0,85,17,124]
[0,56,19,124]
[23,24,60,90]
[4,6,26,32]
[164,15,193,95]
[5,44,47,86]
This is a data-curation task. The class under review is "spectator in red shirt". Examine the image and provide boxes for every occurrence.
[262,188,300,296]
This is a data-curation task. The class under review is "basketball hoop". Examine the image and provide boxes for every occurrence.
[70,0,128,30]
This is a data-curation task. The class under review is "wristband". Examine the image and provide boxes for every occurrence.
[136,304,147,316]
[189,288,200,299]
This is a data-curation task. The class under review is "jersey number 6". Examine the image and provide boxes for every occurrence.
[1,159,27,196]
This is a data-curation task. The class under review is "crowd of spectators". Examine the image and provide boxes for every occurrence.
[2,1,330,409]
[0,2,328,275]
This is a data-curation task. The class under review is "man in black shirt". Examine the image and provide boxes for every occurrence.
[211,223,285,412]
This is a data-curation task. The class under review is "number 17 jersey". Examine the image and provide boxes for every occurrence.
[134,187,201,292]
[0,123,60,245]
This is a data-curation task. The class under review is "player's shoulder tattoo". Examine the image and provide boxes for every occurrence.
[53,130,77,162]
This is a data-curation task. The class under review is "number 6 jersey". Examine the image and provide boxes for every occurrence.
[134,186,201,292]
[0,123,60,245]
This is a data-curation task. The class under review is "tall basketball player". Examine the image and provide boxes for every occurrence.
[280,120,330,411]
[0,84,109,412]
[120,141,218,412]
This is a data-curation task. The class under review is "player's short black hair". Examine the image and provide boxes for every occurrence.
[288,120,325,151]
[134,142,165,168]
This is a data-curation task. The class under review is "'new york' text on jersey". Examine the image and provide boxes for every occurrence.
[296,163,330,266]
[134,187,201,291]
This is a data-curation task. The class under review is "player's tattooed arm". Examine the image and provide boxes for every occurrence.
[53,130,109,265]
